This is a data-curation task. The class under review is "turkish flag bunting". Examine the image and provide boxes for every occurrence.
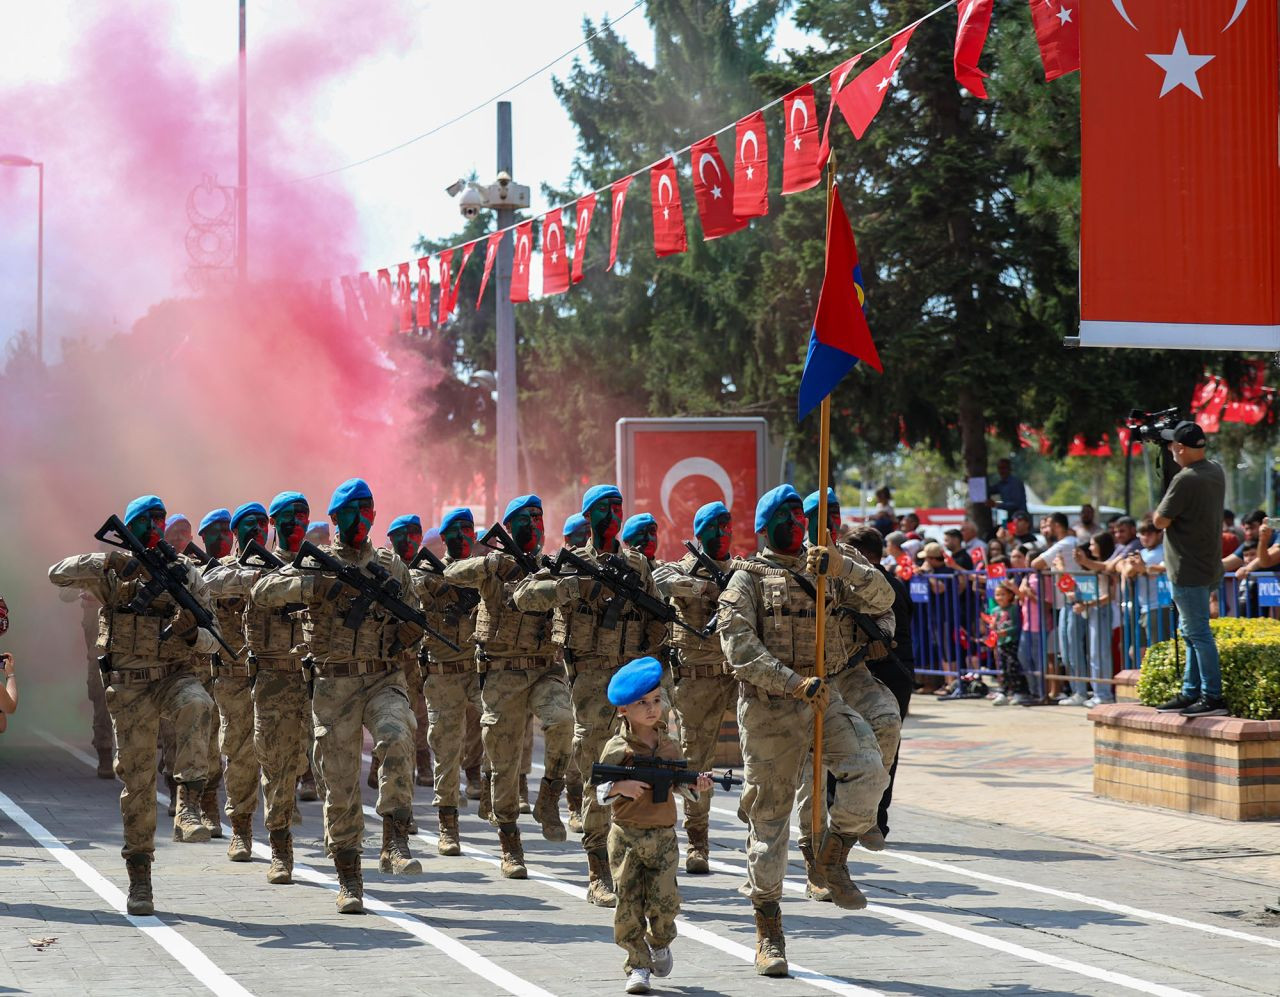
[733,111,769,218]
[690,136,749,240]
[954,0,993,97]
[416,257,432,330]
[476,232,502,308]
[444,241,476,320]
[375,268,394,329]
[836,26,916,140]
[435,250,454,326]
[541,208,571,296]
[510,221,534,302]
[650,156,688,257]
[339,275,361,330]
[608,177,633,271]
[781,84,822,195]
[1027,0,1078,81]
[571,193,596,284]
[396,262,412,333]
[818,56,860,166]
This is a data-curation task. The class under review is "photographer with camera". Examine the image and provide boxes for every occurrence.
[1151,422,1229,717]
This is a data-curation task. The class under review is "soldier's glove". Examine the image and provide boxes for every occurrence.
[486,552,521,581]
[786,674,829,713]
[168,607,200,646]
[805,542,844,578]
[105,551,140,579]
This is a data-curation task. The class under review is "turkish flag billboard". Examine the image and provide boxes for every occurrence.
[1080,1,1280,351]
[616,418,770,562]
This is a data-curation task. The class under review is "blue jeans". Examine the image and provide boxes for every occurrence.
[1170,583,1222,700]
[1056,605,1087,696]
[1018,629,1045,699]
[1085,614,1115,703]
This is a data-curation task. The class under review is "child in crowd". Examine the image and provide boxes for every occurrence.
[990,583,1032,706]
[597,656,711,995]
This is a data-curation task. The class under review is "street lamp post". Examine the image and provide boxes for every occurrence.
[0,154,43,365]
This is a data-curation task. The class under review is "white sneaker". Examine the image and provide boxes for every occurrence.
[991,693,1009,706]
[1062,693,1089,706]
[1011,693,1035,706]
[649,945,673,978]
[625,968,651,994]
[1083,695,1100,708]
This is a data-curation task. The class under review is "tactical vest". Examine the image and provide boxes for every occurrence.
[97,594,192,663]
[421,589,476,661]
[738,560,859,677]
[243,604,304,658]
[303,606,403,662]
[668,553,743,666]
[474,582,554,657]
[212,595,247,656]
[552,601,649,662]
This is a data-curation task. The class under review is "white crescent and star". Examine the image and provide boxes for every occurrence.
[789,98,809,151]
[659,458,734,525]
[1146,30,1214,98]
[576,208,591,252]
[740,129,759,180]
[516,233,530,274]
[698,152,725,199]
[658,173,674,219]
[612,192,626,246]
[545,220,562,264]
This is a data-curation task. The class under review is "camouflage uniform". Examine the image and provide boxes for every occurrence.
[717,545,895,908]
[513,541,666,904]
[48,552,218,859]
[445,553,572,836]
[76,593,114,764]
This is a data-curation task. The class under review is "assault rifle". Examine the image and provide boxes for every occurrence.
[94,515,240,660]
[683,541,734,591]
[409,546,481,618]
[241,538,285,570]
[477,522,546,576]
[590,757,742,804]
[183,541,211,566]
[409,545,447,573]
[550,547,713,640]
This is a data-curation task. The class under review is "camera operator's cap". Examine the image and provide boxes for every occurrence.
[608,656,664,707]
[199,508,232,534]
[802,488,839,517]
[503,494,542,523]
[438,508,473,533]
[268,491,308,518]
[562,512,587,538]
[125,495,165,524]
[386,514,421,536]
[621,513,656,543]
[328,478,372,516]
[581,484,621,515]
[693,501,729,537]
[754,484,801,533]
[1160,420,1207,447]
[229,502,265,530]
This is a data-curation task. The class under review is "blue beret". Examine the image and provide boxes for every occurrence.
[562,513,587,537]
[328,478,373,515]
[503,494,542,523]
[693,501,729,537]
[165,512,188,527]
[387,514,422,535]
[803,488,839,517]
[305,521,330,538]
[581,484,622,515]
[622,513,656,543]
[439,507,473,533]
[607,656,665,707]
[230,502,266,529]
[754,484,801,533]
[268,491,308,518]
[199,508,232,533]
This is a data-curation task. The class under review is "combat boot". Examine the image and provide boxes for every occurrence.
[752,901,788,977]
[125,854,153,916]
[227,814,253,862]
[532,777,566,842]
[333,848,364,914]
[497,823,528,879]
[366,754,380,789]
[96,745,114,779]
[816,830,868,910]
[477,770,493,823]
[566,780,584,834]
[165,773,178,817]
[798,835,831,902]
[200,784,223,839]
[415,747,433,787]
[297,767,319,802]
[267,829,293,884]
[172,781,211,843]
[379,808,423,875]
[518,774,532,814]
[464,765,482,800]
[406,809,418,835]
[685,825,710,875]
[437,807,461,856]
[586,848,617,908]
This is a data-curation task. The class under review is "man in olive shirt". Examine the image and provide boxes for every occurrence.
[1152,422,1228,717]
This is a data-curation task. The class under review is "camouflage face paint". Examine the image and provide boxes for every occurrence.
[508,507,545,554]
[333,498,376,546]
[588,497,623,548]
[440,520,476,560]
[807,504,841,546]
[767,500,806,556]
[130,509,166,550]
[697,513,733,561]
[272,501,311,553]
[202,521,234,560]
[390,524,424,563]
[628,522,658,560]
[234,514,269,553]
[564,525,589,548]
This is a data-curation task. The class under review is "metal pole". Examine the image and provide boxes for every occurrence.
[35,161,43,365]
[237,0,248,284]
[494,101,518,501]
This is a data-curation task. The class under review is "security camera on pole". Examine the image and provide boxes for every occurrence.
[446,102,531,503]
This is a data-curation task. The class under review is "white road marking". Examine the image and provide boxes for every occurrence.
[0,787,254,997]
[42,732,559,997]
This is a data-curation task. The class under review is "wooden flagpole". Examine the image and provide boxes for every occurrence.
[811,153,836,840]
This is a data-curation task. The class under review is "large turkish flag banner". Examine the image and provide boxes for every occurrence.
[1080,1,1280,351]
[620,419,767,562]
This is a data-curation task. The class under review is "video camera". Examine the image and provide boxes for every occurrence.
[1126,407,1181,445]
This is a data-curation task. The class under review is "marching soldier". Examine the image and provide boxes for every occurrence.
[49,495,218,916]
[621,514,659,564]
[384,516,434,792]
[559,512,589,831]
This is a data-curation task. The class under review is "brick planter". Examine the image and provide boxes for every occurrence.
[1114,669,1141,703]
[1090,703,1280,820]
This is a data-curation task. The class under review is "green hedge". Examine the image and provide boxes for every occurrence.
[1137,617,1280,721]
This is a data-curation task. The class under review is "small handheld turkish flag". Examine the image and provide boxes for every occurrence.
[1027,0,1079,81]
[571,193,596,284]
[781,84,822,195]
[416,258,432,330]
[836,26,916,140]
[690,135,748,241]
[396,262,412,333]
[1057,574,1076,593]
[733,111,768,218]
[988,561,1005,579]
[435,250,454,326]
[476,232,502,309]
[542,208,570,296]
[510,221,534,302]
[650,156,688,257]
[954,0,993,97]
[608,176,633,271]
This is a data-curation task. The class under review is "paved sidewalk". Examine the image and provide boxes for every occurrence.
[893,695,1280,889]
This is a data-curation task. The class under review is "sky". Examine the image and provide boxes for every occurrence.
[0,0,815,359]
